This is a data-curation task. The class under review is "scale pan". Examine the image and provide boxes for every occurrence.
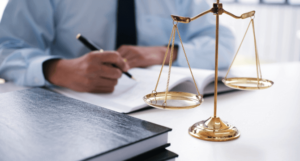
[222,77,273,90]
[143,91,203,110]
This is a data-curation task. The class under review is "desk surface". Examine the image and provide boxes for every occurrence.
[0,62,299,161]
[129,62,300,161]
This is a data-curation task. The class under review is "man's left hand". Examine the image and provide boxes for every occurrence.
[117,45,178,68]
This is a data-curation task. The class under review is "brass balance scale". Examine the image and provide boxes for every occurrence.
[143,0,274,141]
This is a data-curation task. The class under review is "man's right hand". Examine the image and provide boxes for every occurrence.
[43,51,129,93]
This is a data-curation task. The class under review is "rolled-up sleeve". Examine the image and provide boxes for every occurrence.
[0,0,61,86]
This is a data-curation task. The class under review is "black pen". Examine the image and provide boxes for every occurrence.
[76,34,136,80]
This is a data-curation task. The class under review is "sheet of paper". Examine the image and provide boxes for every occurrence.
[52,68,190,113]
[148,65,215,93]
[147,65,235,94]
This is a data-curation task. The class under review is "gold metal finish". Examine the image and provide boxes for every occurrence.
[241,11,256,19]
[143,0,274,142]
[163,23,176,103]
[225,20,253,78]
[143,91,203,110]
[223,10,255,19]
[214,6,219,118]
[222,77,273,90]
[223,18,274,90]
[176,26,201,97]
[170,15,191,24]
[191,9,213,21]
[189,117,240,141]
[145,24,203,110]
[76,34,81,39]
[153,26,175,93]
[188,2,241,142]
[171,9,212,23]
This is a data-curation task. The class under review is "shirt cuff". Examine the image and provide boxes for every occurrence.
[26,56,62,87]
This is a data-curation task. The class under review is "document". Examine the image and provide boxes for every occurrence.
[51,66,233,113]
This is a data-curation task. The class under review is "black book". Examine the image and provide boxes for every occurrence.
[125,144,178,161]
[0,88,174,161]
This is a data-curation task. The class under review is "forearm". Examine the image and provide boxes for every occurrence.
[42,51,129,93]
[0,0,57,86]
[0,47,61,86]
[117,45,178,68]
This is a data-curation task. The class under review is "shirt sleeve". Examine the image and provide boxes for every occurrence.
[0,0,61,87]
[172,0,235,70]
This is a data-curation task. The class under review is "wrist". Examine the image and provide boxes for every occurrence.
[172,46,178,62]
[162,45,178,64]
[43,59,63,86]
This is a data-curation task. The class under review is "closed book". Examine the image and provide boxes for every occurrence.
[0,88,172,161]
[125,144,178,161]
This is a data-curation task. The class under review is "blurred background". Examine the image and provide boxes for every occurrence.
[0,0,299,65]
[215,0,300,65]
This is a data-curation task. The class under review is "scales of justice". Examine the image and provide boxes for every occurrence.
[143,0,274,141]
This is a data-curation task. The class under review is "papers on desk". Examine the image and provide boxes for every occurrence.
[52,66,233,113]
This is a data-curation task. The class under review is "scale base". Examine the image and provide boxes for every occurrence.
[189,117,240,141]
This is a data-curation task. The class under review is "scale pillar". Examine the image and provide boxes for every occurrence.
[188,1,240,141]
[213,1,221,118]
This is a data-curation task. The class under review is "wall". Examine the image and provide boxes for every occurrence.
[219,3,300,64]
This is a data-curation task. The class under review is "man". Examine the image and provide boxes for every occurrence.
[0,0,235,93]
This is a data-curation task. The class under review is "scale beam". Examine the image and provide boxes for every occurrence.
[171,9,212,23]
[223,10,255,19]
[171,7,255,24]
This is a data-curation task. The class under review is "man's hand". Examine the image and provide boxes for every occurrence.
[117,45,178,68]
[44,51,129,93]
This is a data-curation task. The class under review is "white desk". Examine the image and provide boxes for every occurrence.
[0,62,299,161]
[129,62,300,161]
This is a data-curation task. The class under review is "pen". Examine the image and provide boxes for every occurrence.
[76,34,136,80]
